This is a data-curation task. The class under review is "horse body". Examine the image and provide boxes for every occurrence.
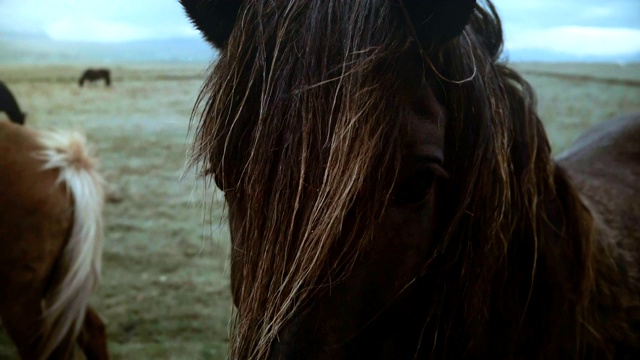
[182,0,640,358]
[0,121,109,359]
[561,113,640,249]
[557,114,640,355]
[79,69,111,87]
[0,81,26,124]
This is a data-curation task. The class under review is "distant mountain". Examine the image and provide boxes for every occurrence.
[1,33,638,65]
[0,34,216,64]
[502,48,640,64]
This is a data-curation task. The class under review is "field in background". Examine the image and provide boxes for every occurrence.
[512,62,640,153]
[0,62,639,359]
[0,63,232,359]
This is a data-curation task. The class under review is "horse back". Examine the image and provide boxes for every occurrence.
[557,113,640,352]
[558,112,640,230]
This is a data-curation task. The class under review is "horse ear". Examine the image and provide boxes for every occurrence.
[180,0,242,49]
[403,0,476,46]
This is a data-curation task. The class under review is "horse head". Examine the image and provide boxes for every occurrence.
[181,0,475,49]
[183,1,598,359]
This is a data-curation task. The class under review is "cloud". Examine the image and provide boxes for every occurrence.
[494,0,639,29]
[506,26,640,57]
[0,0,197,41]
[1,0,639,62]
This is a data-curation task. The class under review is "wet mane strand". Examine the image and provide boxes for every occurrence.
[193,1,410,357]
[420,2,594,356]
[191,0,595,358]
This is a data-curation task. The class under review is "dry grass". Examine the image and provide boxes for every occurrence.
[512,62,640,153]
[1,63,231,359]
[0,62,638,359]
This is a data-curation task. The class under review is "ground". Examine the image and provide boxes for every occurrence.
[0,62,638,359]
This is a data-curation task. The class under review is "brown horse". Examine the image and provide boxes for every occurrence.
[79,69,111,87]
[0,121,109,359]
[182,0,640,358]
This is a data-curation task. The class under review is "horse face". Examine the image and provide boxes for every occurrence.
[269,81,448,359]
[184,0,474,358]
[220,73,447,359]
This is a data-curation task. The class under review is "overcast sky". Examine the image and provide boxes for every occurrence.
[0,0,639,59]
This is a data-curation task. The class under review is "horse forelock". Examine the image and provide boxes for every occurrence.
[192,1,415,357]
[192,0,595,357]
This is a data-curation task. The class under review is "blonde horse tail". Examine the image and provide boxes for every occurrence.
[36,130,105,359]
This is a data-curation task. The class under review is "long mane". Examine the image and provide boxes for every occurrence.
[192,2,410,357]
[191,0,597,358]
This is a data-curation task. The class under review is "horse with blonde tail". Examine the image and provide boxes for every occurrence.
[0,121,109,359]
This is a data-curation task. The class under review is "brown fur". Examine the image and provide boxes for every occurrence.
[558,113,640,356]
[187,0,640,358]
[0,121,109,360]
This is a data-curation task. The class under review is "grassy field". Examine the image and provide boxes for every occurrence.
[0,61,639,359]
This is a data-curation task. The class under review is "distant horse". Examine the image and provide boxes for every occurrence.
[0,81,26,124]
[0,121,109,359]
[182,0,640,359]
[79,69,111,87]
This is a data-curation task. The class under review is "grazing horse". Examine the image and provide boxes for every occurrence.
[0,81,26,125]
[182,0,640,358]
[0,121,109,359]
[79,69,111,87]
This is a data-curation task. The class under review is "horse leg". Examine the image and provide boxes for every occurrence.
[0,217,78,359]
[0,295,49,359]
[1,299,84,359]
[77,306,110,360]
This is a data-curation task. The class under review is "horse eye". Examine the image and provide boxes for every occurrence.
[391,164,445,206]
